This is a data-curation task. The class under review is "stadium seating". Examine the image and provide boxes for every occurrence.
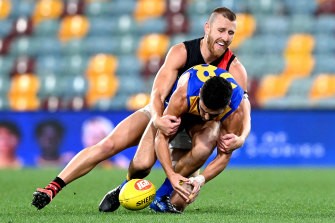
[0,0,334,111]
[58,15,89,42]
[134,0,166,21]
[0,0,11,19]
[32,0,64,25]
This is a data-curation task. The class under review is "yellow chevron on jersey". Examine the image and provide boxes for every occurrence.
[185,64,244,122]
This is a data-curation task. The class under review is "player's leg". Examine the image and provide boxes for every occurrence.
[174,121,220,176]
[171,121,231,212]
[152,121,220,213]
[32,109,150,210]
[127,120,158,179]
[149,129,194,214]
[99,120,159,212]
[171,152,232,212]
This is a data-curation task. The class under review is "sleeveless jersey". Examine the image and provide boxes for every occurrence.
[177,37,236,78]
[173,64,244,122]
[166,37,237,102]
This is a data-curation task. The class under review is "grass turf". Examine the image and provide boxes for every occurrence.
[0,168,334,223]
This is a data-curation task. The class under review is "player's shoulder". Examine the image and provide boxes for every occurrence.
[170,42,187,54]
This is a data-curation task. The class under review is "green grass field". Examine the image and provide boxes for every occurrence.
[0,168,334,223]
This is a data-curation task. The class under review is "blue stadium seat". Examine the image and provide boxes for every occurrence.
[256,15,289,35]
[84,1,113,17]
[187,0,210,15]
[10,0,35,18]
[61,39,85,55]
[93,93,128,110]
[224,0,248,13]
[261,54,285,75]
[314,34,335,54]
[288,14,315,34]
[32,36,62,56]
[9,36,35,56]
[315,15,335,34]
[286,77,314,98]
[85,0,136,17]
[36,55,63,75]
[283,0,317,15]
[187,0,224,15]
[312,98,335,109]
[313,54,335,74]
[0,19,13,38]
[115,15,139,36]
[237,54,265,78]
[38,73,63,98]
[188,15,207,35]
[0,76,10,94]
[0,94,9,110]
[83,36,119,55]
[116,55,143,77]
[0,56,15,76]
[137,18,167,35]
[87,16,118,37]
[33,19,60,37]
[108,0,137,16]
[238,35,287,55]
[263,96,311,109]
[61,55,89,76]
[169,33,199,47]
[117,75,147,95]
[115,35,139,55]
[59,75,88,97]
[247,0,285,15]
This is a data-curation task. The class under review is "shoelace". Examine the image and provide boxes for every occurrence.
[162,196,177,211]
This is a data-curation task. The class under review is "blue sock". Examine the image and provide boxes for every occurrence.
[155,178,173,198]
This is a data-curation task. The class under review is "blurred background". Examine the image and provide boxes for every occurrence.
[0,0,334,169]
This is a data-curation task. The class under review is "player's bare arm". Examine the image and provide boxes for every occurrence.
[223,57,251,148]
[217,98,251,153]
[229,57,248,91]
[187,99,248,197]
[150,43,187,136]
[155,80,191,200]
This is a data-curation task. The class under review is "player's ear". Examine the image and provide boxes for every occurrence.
[204,22,209,37]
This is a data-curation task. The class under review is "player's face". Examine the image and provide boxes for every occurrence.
[0,128,18,153]
[198,100,224,121]
[206,15,236,57]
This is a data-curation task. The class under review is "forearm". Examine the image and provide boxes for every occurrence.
[155,133,175,177]
[240,98,251,141]
[150,90,165,122]
[201,152,232,183]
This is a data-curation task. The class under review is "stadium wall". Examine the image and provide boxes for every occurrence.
[1,110,334,168]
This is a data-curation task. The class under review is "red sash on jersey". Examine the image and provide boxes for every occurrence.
[217,49,235,70]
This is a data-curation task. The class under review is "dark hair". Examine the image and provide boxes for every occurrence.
[209,7,236,23]
[35,120,64,138]
[0,121,21,139]
[200,76,232,110]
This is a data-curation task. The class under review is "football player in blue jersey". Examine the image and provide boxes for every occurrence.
[149,64,246,212]
[99,64,248,214]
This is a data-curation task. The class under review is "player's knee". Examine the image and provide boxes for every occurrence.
[90,138,117,158]
[130,157,152,172]
[128,160,151,179]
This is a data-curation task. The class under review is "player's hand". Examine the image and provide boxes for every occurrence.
[169,173,190,201]
[217,133,244,154]
[187,175,205,203]
[154,115,181,136]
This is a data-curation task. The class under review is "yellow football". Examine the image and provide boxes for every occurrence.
[118,179,156,210]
